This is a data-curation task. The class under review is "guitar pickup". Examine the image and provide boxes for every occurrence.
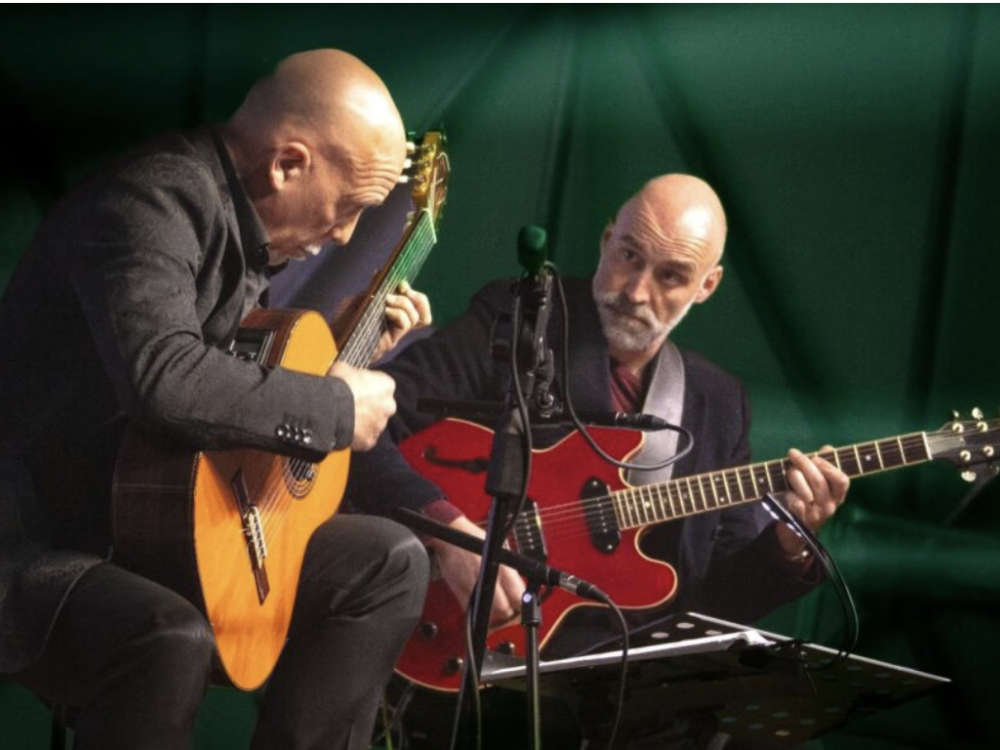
[582,477,620,555]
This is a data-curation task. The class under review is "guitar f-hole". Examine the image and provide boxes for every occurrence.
[231,468,270,604]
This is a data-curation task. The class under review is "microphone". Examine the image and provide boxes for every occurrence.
[517,225,548,276]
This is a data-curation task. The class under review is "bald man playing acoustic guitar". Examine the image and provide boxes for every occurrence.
[0,49,432,749]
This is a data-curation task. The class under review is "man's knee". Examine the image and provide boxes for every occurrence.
[356,516,430,613]
[135,596,215,687]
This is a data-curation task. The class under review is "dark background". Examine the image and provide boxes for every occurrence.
[1,5,998,748]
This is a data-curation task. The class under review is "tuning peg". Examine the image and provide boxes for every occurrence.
[403,158,413,170]
[405,141,416,155]
[397,174,410,184]
[961,470,978,483]
[951,410,961,421]
[972,407,984,420]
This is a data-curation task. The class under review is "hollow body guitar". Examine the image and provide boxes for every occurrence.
[395,412,999,691]
[112,132,449,690]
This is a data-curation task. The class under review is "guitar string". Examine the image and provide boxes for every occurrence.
[337,214,433,367]
[513,434,932,534]
[339,215,434,368]
[445,434,934,547]
[255,216,436,545]
[256,218,435,542]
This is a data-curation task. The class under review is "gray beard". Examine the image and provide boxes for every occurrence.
[594,290,692,354]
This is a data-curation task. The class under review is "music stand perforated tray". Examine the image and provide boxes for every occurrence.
[481,612,949,747]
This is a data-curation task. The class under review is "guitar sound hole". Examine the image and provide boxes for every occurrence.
[283,458,316,498]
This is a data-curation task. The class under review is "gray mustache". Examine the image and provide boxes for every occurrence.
[596,292,656,325]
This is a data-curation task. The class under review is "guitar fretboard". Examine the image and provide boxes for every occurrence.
[612,432,931,529]
[337,211,437,369]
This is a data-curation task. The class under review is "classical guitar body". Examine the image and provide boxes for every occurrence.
[113,308,349,690]
[394,419,678,691]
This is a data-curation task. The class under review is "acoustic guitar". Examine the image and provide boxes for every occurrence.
[394,411,999,691]
[112,132,449,690]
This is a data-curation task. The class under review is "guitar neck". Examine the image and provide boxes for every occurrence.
[336,210,437,369]
[613,431,932,530]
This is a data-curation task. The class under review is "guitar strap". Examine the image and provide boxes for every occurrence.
[626,340,686,486]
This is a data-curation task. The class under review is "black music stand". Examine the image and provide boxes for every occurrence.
[481,613,949,748]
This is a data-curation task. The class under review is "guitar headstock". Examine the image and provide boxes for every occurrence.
[402,130,449,229]
[927,408,1000,482]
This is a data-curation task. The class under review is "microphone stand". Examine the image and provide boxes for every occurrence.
[446,229,560,750]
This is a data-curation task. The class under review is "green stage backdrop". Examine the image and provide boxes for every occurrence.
[1,5,998,749]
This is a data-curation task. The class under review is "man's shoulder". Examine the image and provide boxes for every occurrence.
[102,128,221,191]
[46,128,226,230]
[676,346,746,398]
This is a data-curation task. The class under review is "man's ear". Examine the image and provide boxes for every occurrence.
[600,220,614,252]
[694,265,724,304]
[269,142,311,190]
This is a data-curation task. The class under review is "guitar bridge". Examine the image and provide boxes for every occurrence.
[243,506,268,568]
[511,499,547,562]
[231,469,271,604]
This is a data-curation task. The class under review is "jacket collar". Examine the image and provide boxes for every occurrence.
[209,127,271,272]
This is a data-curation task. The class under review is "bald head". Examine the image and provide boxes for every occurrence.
[229,50,405,160]
[593,174,727,372]
[618,174,727,266]
[225,50,408,260]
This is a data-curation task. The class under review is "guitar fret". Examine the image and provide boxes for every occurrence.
[838,446,859,476]
[734,469,746,502]
[653,486,667,521]
[715,474,729,505]
[699,476,712,509]
[626,488,639,526]
[640,487,653,524]
[610,491,625,528]
[651,484,665,521]
[877,438,902,469]
[630,488,643,525]
[873,442,885,470]
[709,473,721,507]
[767,460,788,493]
[857,443,879,474]
[747,466,759,497]
[755,464,771,495]
[665,483,678,518]
[685,477,696,513]
[622,490,635,528]
[852,444,863,474]
[896,436,907,464]
[907,433,931,463]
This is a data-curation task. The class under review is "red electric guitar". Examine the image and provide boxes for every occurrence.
[395,411,999,691]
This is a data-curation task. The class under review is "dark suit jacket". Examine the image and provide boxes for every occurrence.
[347,278,819,653]
[0,128,354,673]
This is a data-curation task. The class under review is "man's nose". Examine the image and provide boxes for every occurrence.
[329,214,362,246]
[623,271,652,304]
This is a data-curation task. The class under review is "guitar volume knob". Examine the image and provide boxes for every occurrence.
[444,656,464,675]
[419,621,439,640]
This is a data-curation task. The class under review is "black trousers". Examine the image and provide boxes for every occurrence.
[16,515,429,750]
